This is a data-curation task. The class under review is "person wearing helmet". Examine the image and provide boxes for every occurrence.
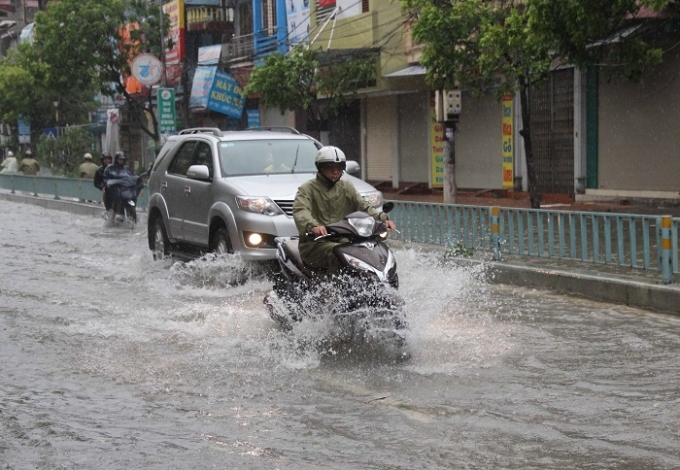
[18,148,40,176]
[1,150,18,174]
[292,146,396,275]
[94,152,113,212]
[103,151,132,181]
[78,152,99,180]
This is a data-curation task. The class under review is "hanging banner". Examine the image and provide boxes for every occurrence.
[163,0,186,85]
[429,95,444,188]
[158,88,176,134]
[502,94,514,189]
[189,66,217,109]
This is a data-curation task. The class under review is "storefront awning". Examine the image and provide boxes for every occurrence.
[383,65,426,78]
[587,23,648,48]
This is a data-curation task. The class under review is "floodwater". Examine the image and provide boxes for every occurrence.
[1,200,680,469]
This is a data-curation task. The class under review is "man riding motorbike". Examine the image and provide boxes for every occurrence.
[103,151,135,221]
[292,146,396,277]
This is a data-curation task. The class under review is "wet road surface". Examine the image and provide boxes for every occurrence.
[1,201,680,469]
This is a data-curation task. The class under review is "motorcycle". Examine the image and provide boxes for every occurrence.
[105,175,144,227]
[264,202,408,355]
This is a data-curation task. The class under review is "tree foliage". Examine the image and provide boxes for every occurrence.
[33,0,166,141]
[401,0,675,207]
[245,46,377,131]
[35,127,95,177]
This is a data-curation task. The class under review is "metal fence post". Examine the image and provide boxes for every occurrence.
[660,215,673,284]
[492,206,501,260]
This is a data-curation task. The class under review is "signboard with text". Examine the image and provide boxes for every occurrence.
[429,96,444,188]
[18,119,30,144]
[502,94,514,188]
[206,70,245,119]
[163,0,185,85]
[158,88,176,134]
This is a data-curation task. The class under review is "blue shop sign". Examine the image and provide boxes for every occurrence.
[206,70,245,119]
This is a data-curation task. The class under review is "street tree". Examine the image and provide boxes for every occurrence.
[529,0,676,82]
[402,0,674,208]
[34,0,167,143]
[0,46,95,146]
[245,46,377,134]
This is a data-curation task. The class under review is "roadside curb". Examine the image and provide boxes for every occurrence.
[0,191,105,218]
[389,240,680,316]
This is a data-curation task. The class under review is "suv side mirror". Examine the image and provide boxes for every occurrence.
[187,164,211,180]
[346,160,360,175]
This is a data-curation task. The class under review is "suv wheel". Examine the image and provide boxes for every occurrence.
[151,217,170,260]
[212,227,233,255]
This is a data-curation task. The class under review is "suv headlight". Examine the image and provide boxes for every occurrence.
[236,196,284,216]
[362,191,383,208]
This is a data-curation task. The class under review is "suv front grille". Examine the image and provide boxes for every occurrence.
[275,200,294,216]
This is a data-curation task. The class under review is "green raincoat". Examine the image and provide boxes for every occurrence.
[292,173,388,273]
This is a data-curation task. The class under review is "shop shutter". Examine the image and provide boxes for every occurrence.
[366,96,396,181]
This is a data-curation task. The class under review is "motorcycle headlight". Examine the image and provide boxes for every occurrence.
[362,191,384,208]
[235,196,284,216]
[348,216,375,237]
[342,253,376,273]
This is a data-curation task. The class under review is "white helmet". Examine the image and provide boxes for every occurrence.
[7,151,13,157]
[315,146,346,170]
[84,153,93,160]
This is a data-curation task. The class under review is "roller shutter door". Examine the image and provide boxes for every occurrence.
[366,96,397,181]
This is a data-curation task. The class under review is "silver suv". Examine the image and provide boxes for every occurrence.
[146,127,384,261]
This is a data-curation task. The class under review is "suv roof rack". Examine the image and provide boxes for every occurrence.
[247,126,302,135]
[178,127,224,137]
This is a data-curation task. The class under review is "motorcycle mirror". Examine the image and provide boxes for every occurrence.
[382,201,394,213]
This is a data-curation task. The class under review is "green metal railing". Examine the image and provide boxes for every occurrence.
[0,174,149,210]
[2,175,678,283]
[389,201,680,284]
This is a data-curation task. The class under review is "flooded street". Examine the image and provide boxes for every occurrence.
[1,200,680,469]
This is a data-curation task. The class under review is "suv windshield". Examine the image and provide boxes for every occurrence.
[219,139,319,176]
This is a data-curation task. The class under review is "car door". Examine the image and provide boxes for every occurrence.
[181,141,215,246]
[164,141,197,241]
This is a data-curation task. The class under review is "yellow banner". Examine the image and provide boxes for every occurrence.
[502,94,514,188]
[430,96,444,188]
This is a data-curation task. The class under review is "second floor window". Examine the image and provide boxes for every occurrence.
[262,0,277,36]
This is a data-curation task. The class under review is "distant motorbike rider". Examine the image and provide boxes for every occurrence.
[103,151,133,182]
[292,146,396,276]
[103,151,135,220]
[94,152,113,212]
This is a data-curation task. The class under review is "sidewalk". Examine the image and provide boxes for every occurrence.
[3,189,680,315]
[382,188,680,217]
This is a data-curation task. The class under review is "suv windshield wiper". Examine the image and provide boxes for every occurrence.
[291,144,299,174]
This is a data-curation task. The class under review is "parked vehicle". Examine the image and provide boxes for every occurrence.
[263,203,408,356]
[106,175,144,227]
[146,127,385,261]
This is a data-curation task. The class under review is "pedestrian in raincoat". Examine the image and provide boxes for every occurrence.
[1,151,18,174]
[78,153,99,179]
[292,146,396,275]
[18,149,40,175]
